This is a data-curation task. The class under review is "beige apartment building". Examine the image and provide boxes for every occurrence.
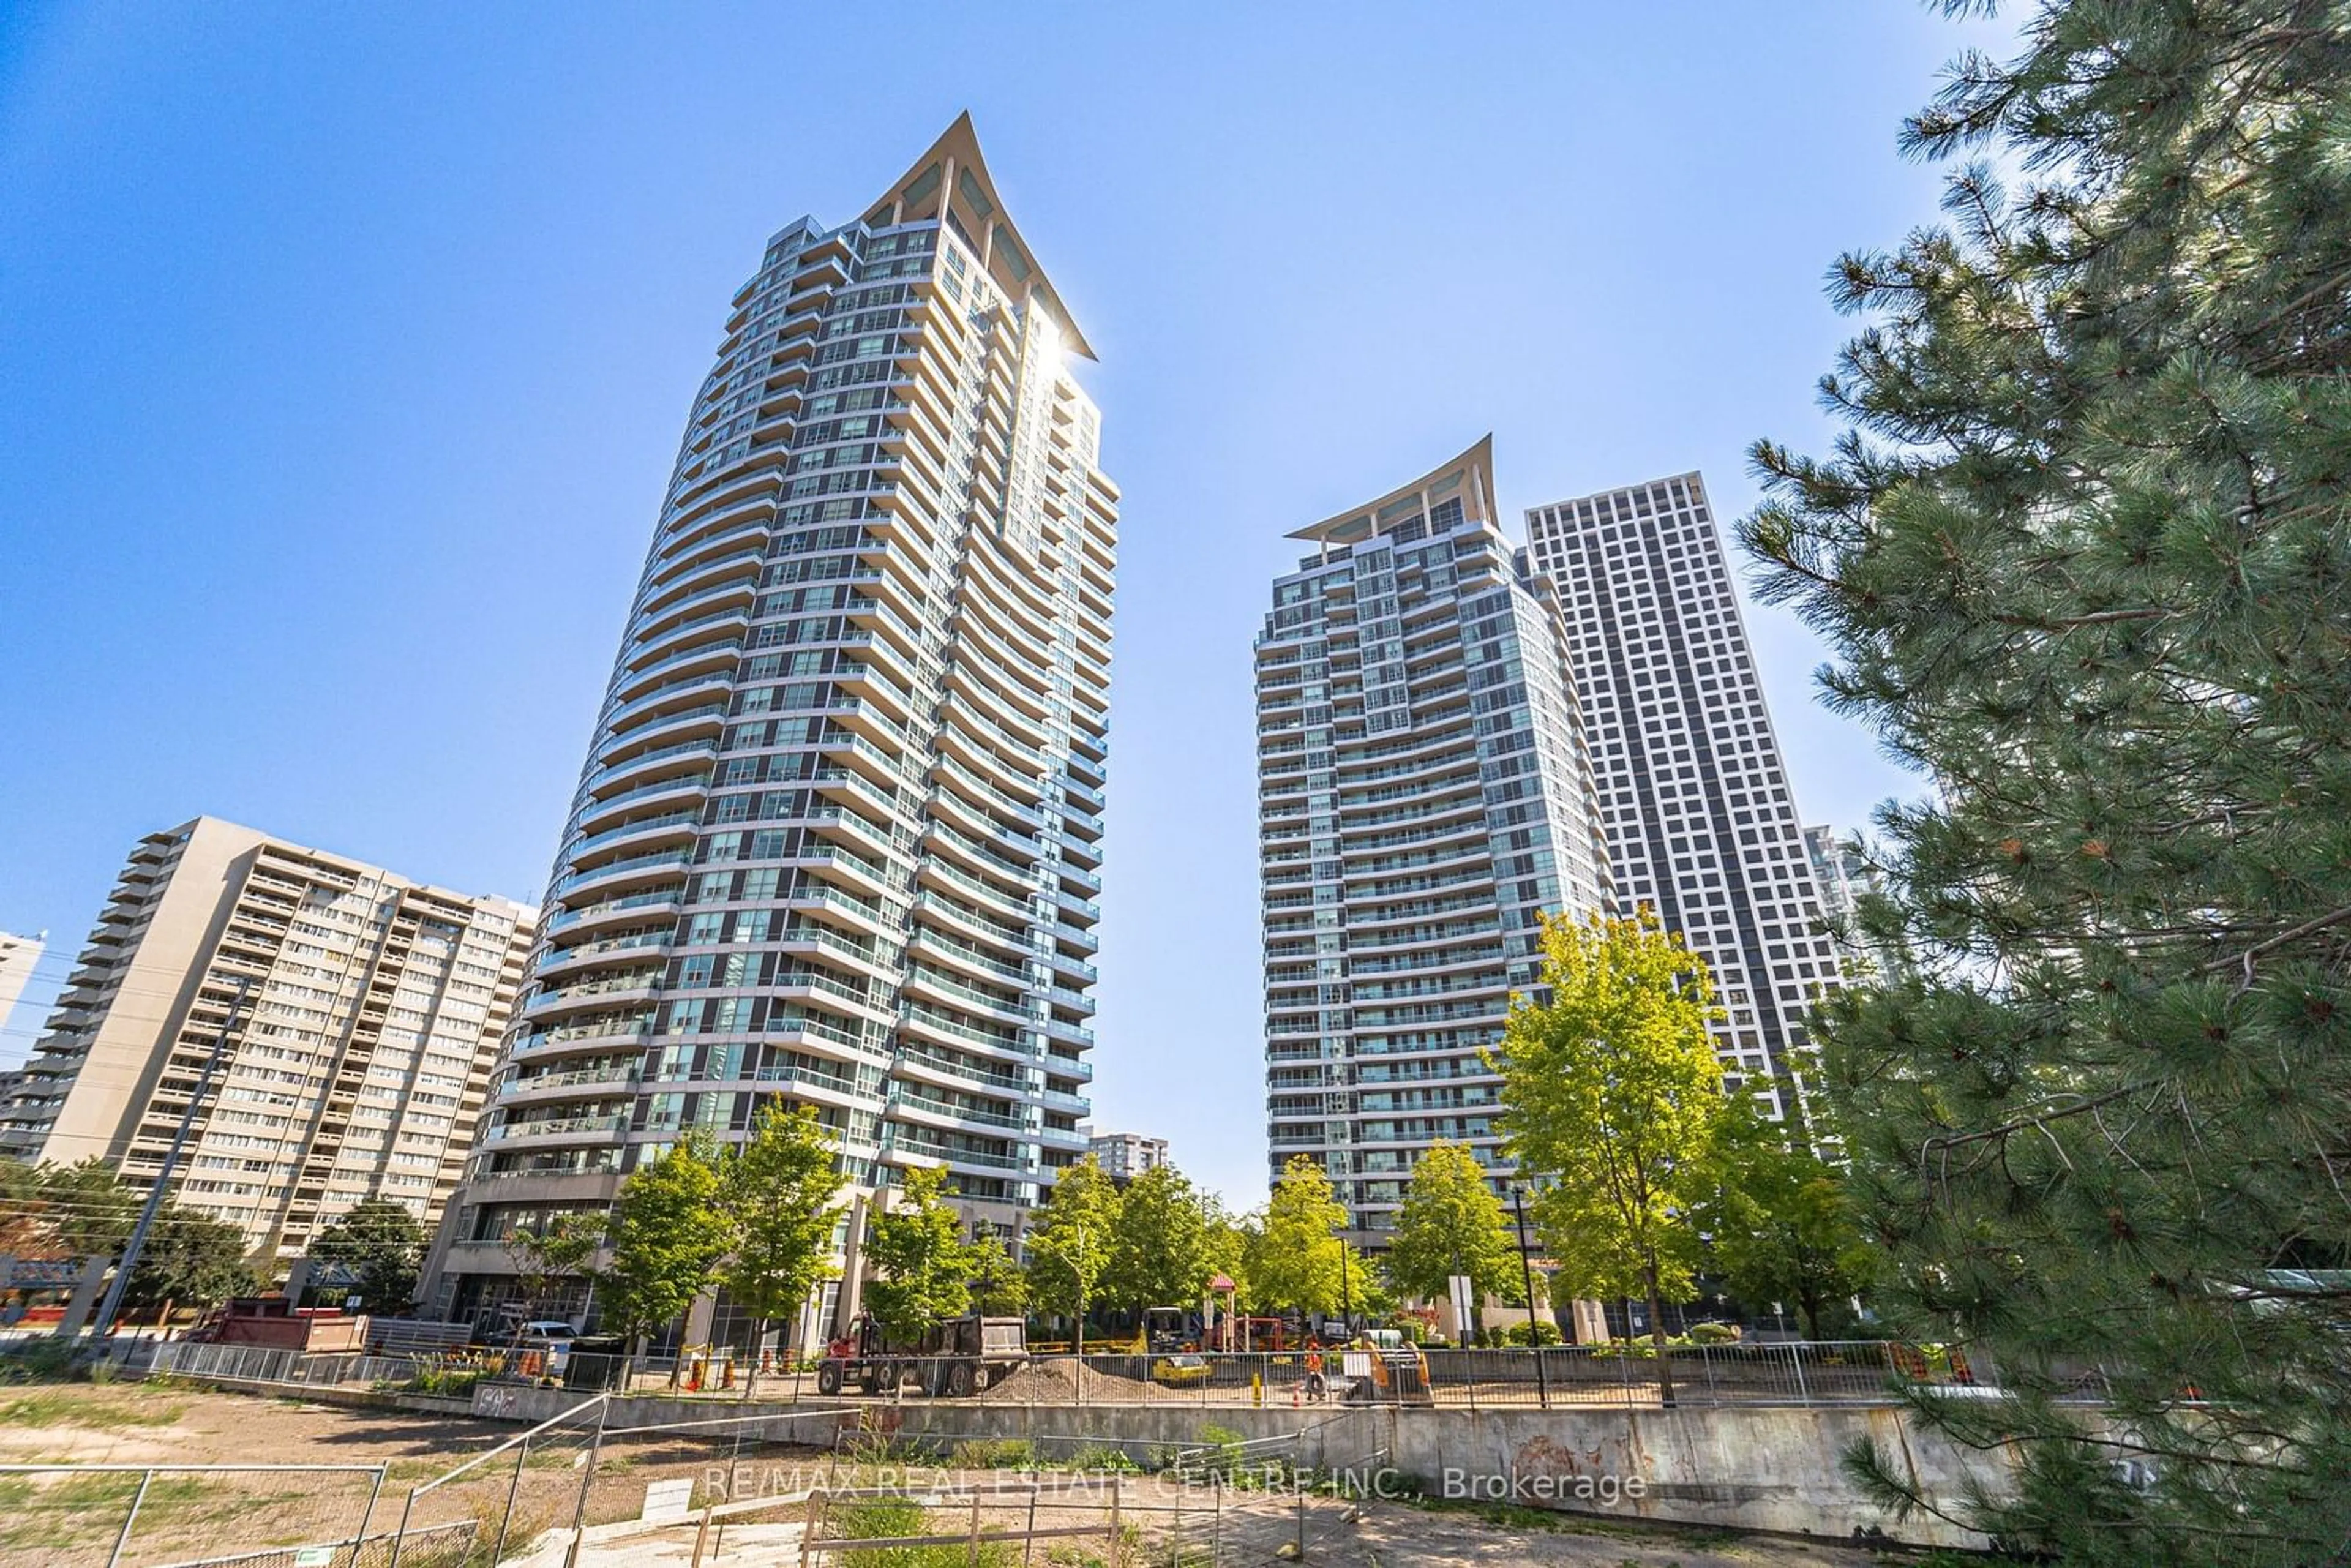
[0,930,43,1040]
[0,817,535,1276]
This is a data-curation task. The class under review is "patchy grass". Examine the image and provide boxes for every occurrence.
[0,1474,304,1552]
[947,1438,1034,1469]
[833,1495,1021,1567]
[0,1389,186,1430]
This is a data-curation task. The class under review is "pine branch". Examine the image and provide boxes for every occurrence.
[1990,606,2175,630]
[1921,1082,2144,1163]
[2195,902,2351,978]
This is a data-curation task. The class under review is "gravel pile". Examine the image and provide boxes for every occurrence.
[983,1357,1154,1403]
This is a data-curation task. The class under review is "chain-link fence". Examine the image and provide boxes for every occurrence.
[0,1461,403,1568]
[143,1338,1998,1414]
[606,1340,1991,1411]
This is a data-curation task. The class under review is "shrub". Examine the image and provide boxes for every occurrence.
[1686,1321,1742,1345]
[947,1438,1033,1470]
[1190,1423,1245,1476]
[1065,1444,1138,1473]
[1502,1322,1563,1346]
[0,1341,81,1384]
[835,1496,1017,1567]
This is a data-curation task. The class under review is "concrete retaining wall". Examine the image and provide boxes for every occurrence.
[469,1383,2008,1548]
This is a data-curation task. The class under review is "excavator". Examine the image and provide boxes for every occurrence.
[1340,1329,1435,1406]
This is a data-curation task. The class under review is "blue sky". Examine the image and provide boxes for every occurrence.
[0,2,2003,1205]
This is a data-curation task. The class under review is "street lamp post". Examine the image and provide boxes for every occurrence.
[1338,1221,1352,1337]
[1512,1185,1548,1406]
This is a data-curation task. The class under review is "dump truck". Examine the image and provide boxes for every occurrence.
[815,1312,1027,1397]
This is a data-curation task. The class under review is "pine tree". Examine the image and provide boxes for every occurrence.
[1382,1141,1517,1341]
[1741,3,2351,1555]
[1494,910,1726,1403]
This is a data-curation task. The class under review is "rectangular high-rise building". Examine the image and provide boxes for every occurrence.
[1524,472,1835,1121]
[425,116,1115,1330]
[0,817,534,1272]
[1087,1130,1168,1182]
[1257,440,1610,1242]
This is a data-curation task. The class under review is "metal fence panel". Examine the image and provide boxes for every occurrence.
[136,1336,1994,1413]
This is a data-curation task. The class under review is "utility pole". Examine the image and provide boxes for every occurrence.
[88,975,253,1345]
[1512,1185,1547,1405]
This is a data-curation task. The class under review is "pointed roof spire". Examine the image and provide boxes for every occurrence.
[1289,437,1498,542]
[867,113,1097,361]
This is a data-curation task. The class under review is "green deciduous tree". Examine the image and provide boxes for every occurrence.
[1103,1164,1215,1315]
[863,1166,972,1341]
[1738,4,2351,1555]
[1382,1141,1517,1340]
[599,1138,731,1356]
[1202,1201,1251,1308]
[1247,1156,1349,1319]
[966,1231,1027,1318]
[121,1206,255,1322]
[1026,1156,1119,1354]
[1495,910,1725,1403]
[2,1161,251,1325]
[505,1212,602,1338]
[718,1102,844,1387]
[36,1160,140,1258]
[1700,1103,1877,1341]
[0,1159,50,1256]
[307,1196,426,1313]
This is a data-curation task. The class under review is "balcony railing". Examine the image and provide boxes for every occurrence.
[485,1112,629,1143]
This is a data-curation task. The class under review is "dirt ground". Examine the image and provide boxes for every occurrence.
[0,1380,748,1567]
[0,1383,1916,1568]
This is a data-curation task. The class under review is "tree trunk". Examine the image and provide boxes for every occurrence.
[743,1316,763,1401]
[1644,1261,1675,1408]
[1799,1291,1823,1343]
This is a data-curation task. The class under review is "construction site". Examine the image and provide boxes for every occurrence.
[0,1331,2022,1567]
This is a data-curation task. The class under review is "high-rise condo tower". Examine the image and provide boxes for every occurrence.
[1256,440,1610,1243]
[426,117,1117,1331]
[1524,472,1834,1122]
